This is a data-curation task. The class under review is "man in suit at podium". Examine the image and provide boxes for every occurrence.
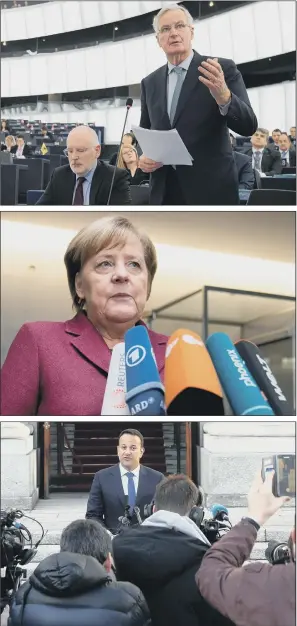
[86,429,164,534]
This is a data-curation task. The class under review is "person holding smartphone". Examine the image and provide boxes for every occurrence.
[196,468,295,626]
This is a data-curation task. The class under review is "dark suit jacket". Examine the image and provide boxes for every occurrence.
[36,160,131,205]
[243,146,282,175]
[1,312,168,416]
[86,464,164,533]
[10,144,33,157]
[280,149,296,167]
[140,49,257,205]
[233,151,254,190]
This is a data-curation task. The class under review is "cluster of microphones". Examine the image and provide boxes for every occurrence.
[101,326,293,416]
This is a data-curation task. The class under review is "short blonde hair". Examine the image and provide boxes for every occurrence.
[117,144,139,170]
[64,216,158,312]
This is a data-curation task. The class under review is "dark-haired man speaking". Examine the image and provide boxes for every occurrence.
[86,429,164,534]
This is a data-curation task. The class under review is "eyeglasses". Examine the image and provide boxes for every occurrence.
[63,147,91,157]
[158,22,190,35]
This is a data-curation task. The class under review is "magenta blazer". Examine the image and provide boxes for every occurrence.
[1,312,168,416]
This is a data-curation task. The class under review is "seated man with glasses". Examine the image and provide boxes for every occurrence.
[36,125,131,205]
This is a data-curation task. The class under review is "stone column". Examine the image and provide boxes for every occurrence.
[199,422,295,507]
[1,422,39,509]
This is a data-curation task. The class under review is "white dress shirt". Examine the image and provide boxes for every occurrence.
[119,463,140,496]
[280,150,289,164]
[167,50,231,119]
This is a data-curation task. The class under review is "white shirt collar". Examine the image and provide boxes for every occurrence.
[252,147,264,154]
[119,463,140,478]
[168,50,194,74]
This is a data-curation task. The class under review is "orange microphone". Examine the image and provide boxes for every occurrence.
[164,329,225,415]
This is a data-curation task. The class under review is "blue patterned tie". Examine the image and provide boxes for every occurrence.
[127,472,136,511]
[170,66,185,125]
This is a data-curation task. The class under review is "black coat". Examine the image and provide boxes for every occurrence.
[10,144,33,157]
[280,148,296,167]
[140,49,257,205]
[113,524,235,626]
[8,551,150,626]
[243,146,282,175]
[233,150,254,189]
[36,160,131,205]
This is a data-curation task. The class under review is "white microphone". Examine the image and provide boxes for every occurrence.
[101,343,130,415]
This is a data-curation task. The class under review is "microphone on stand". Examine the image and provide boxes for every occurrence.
[107,97,133,206]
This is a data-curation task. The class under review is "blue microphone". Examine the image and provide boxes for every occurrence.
[206,333,275,416]
[211,504,230,523]
[125,326,165,416]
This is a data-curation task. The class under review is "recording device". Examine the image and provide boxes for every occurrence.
[235,340,293,416]
[1,509,45,613]
[206,332,275,415]
[164,329,224,415]
[265,540,291,565]
[101,342,130,415]
[107,97,133,206]
[261,454,295,498]
[125,325,165,416]
[143,500,232,545]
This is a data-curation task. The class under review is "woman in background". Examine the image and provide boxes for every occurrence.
[118,144,149,186]
[1,135,16,151]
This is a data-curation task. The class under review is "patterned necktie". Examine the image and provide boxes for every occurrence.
[72,176,85,205]
[254,151,262,171]
[170,66,185,125]
[126,472,136,510]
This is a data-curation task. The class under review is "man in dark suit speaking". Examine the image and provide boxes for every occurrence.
[86,429,164,534]
[36,125,131,205]
[139,3,257,205]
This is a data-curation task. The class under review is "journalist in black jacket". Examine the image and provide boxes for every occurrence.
[113,474,235,626]
[8,520,150,626]
[113,514,235,626]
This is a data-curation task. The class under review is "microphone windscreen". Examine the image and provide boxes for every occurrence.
[126,98,133,108]
[101,343,130,415]
[235,340,293,416]
[125,326,165,416]
[211,504,229,517]
[164,329,224,416]
[206,332,275,416]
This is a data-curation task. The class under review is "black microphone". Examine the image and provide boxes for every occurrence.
[235,340,293,416]
[106,97,133,206]
[133,506,143,525]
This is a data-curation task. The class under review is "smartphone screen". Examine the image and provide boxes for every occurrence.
[276,455,295,498]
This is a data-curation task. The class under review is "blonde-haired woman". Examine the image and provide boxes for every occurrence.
[1,135,16,152]
[1,216,167,416]
[118,144,149,186]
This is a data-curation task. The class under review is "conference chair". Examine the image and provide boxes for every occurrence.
[260,175,296,192]
[130,185,150,205]
[27,189,44,204]
[247,189,296,205]
[282,167,296,175]
[1,163,28,205]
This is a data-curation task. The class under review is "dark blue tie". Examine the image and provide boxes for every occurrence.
[127,472,136,510]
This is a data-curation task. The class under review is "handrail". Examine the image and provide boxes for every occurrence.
[57,424,83,476]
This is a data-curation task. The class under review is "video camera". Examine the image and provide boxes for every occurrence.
[144,500,232,545]
[1,509,45,613]
[265,540,292,565]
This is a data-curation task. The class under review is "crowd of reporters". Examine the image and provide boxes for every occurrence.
[5,469,295,626]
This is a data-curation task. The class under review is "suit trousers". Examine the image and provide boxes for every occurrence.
[162,166,186,205]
